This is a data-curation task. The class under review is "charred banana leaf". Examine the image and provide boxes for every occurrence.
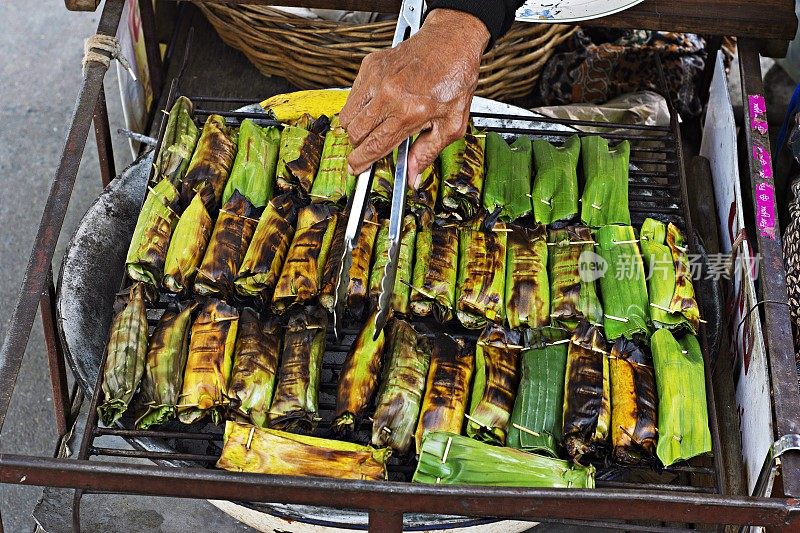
[410,211,458,322]
[217,421,390,481]
[456,217,507,329]
[467,325,521,445]
[666,223,700,331]
[309,115,356,204]
[182,114,237,210]
[505,224,549,330]
[640,218,691,332]
[126,178,180,286]
[407,158,441,213]
[163,192,213,293]
[194,191,259,297]
[153,96,199,185]
[276,114,330,194]
[483,133,532,221]
[319,211,348,313]
[223,119,280,208]
[178,300,239,424]
[228,308,281,428]
[370,152,395,210]
[333,309,386,434]
[98,283,149,426]
[548,226,603,330]
[610,337,658,464]
[369,214,417,315]
[414,334,473,453]
[563,321,610,463]
[532,135,580,225]
[372,319,431,454]
[580,136,631,227]
[137,302,197,429]
[346,202,380,317]
[235,193,298,302]
[440,127,485,220]
[272,204,339,313]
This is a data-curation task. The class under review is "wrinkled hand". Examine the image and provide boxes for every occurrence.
[339,9,490,186]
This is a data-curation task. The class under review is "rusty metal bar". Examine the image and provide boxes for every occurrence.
[39,268,70,438]
[138,0,163,107]
[93,84,116,187]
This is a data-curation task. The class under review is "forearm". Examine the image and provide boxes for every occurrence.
[426,0,526,47]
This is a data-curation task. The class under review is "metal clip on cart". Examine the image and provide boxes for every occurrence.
[2,0,800,531]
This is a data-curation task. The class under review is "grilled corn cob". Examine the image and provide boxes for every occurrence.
[410,211,458,322]
[414,432,595,488]
[153,96,199,185]
[483,133,532,221]
[440,127,485,220]
[548,226,603,329]
[640,218,691,332]
[319,211,347,313]
[309,115,356,204]
[505,224,549,329]
[414,334,473,453]
[126,178,180,286]
[346,202,380,317]
[368,214,417,315]
[610,337,658,464]
[163,191,213,293]
[370,152,395,210]
[467,325,521,445]
[228,308,281,428]
[563,321,610,463]
[181,114,237,210]
[333,309,386,434]
[532,135,580,225]
[98,283,149,426]
[456,216,507,329]
[223,119,280,208]
[178,299,239,424]
[276,114,330,194]
[666,223,700,331]
[268,306,327,432]
[372,319,431,453]
[217,421,390,481]
[580,136,631,227]
[137,302,197,429]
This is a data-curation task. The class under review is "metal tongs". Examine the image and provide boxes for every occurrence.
[332,0,423,340]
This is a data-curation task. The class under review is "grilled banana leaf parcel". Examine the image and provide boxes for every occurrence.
[310,115,356,204]
[456,217,507,329]
[563,321,610,463]
[163,192,213,293]
[372,319,431,454]
[532,135,580,225]
[137,302,197,429]
[182,114,237,209]
[368,214,417,315]
[153,96,199,185]
[483,132,532,221]
[276,114,330,194]
[194,191,259,297]
[228,309,281,428]
[440,127,485,220]
[610,337,658,464]
[666,223,700,331]
[595,225,650,340]
[407,158,441,213]
[651,330,711,466]
[505,224,549,330]
[415,334,473,453]
[370,152,395,210]
[126,178,180,286]
[467,325,521,445]
[333,309,386,434]
[548,226,603,330]
[223,119,280,208]
[98,283,149,426]
[414,432,595,488]
[319,211,348,313]
[640,218,691,332]
[268,307,328,432]
[235,193,298,301]
[347,203,380,317]
[410,211,459,322]
[178,300,239,424]
[217,421,390,481]
[272,204,338,313]
[580,136,631,227]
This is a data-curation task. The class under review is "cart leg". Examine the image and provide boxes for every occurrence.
[72,489,83,533]
[93,84,115,187]
[369,510,403,533]
[40,268,70,438]
[138,0,163,107]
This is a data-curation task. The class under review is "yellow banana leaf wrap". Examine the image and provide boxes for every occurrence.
[456,216,507,329]
[276,114,330,194]
[548,226,603,330]
[410,210,458,322]
[440,127,485,220]
[126,178,180,286]
[163,191,213,294]
[346,202,380,317]
[666,223,701,331]
[261,89,349,123]
[580,136,630,227]
[532,135,580,225]
[223,119,280,208]
[505,224,550,329]
[153,96,199,185]
[482,132,532,221]
[309,115,356,204]
[181,114,237,210]
[368,214,417,315]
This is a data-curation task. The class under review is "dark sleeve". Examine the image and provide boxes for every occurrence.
[426,0,526,48]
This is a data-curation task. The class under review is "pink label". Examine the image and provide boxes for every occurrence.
[748,94,767,135]
[755,182,776,239]
[752,144,774,180]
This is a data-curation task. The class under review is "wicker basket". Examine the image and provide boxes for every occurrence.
[199,3,576,102]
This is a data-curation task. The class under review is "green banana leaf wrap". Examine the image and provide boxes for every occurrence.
[414,431,595,488]
[194,191,259,298]
[370,152,395,211]
[181,114,237,211]
[594,224,650,340]
[163,191,213,294]
[505,224,550,329]
[137,302,198,429]
[98,283,149,426]
[440,127,485,220]
[372,319,431,453]
[532,135,580,225]
[666,223,701,331]
[368,214,417,315]
[651,330,711,466]
[407,158,441,214]
[456,216,507,329]
[562,321,610,463]
[276,114,330,194]
[467,325,521,445]
[126,178,180,286]
[548,226,603,330]
[410,210,458,322]
[483,132,532,221]
[580,136,631,227]
[268,306,328,433]
[319,211,348,313]
[229,308,281,428]
[346,203,380,318]
[223,119,280,208]
[153,96,199,185]
[310,115,356,204]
